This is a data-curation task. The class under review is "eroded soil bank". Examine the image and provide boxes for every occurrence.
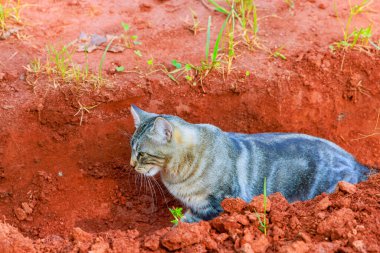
[0,0,379,252]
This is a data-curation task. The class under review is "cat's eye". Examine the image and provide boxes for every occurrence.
[137,152,145,159]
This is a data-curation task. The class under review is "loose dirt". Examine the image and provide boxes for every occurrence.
[0,0,379,252]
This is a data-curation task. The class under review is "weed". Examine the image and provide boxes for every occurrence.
[331,0,377,52]
[283,0,295,9]
[254,177,268,235]
[74,101,99,126]
[165,15,226,88]
[0,0,21,31]
[121,22,141,48]
[185,8,204,35]
[208,0,260,50]
[272,47,287,60]
[24,58,42,75]
[115,66,125,72]
[169,207,184,225]
[25,42,111,90]
[353,109,380,140]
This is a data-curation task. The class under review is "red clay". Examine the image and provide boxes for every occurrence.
[0,0,379,252]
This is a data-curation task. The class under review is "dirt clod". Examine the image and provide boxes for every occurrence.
[338,181,357,194]
[221,198,247,214]
[316,196,332,211]
[246,194,271,213]
[317,208,356,240]
[161,222,211,251]
[14,207,27,221]
[21,203,33,215]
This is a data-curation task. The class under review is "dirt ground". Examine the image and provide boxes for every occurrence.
[0,0,379,252]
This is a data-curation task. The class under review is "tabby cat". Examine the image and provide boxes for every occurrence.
[129,105,370,222]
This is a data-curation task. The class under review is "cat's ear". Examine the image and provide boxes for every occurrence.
[130,104,156,128]
[152,117,173,142]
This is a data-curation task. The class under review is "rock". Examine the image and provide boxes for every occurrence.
[289,216,300,230]
[14,208,27,221]
[279,241,310,253]
[239,243,254,253]
[299,232,312,243]
[247,194,271,213]
[221,198,247,214]
[272,225,285,241]
[235,214,250,226]
[316,196,332,211]
[317,208,356,240]
[337,181,357,194]
[143,235,159,251]
[213,233,229,243]
[352,240,366,253]
[313,242,338,252]
[161,221,210,251]
[72,227,93,242]
[21,203,33,214]
[210,216,242,234]
[0,222,36,253]
[268,192,289,211]
[112,230,140,253]
[90,237,111,253]
[203,236,218,251]
[250,234,269,253]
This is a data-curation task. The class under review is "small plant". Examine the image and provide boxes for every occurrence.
[121,22,141,48]
[25,42,112,90]
[185,8,204,35]
[207,0,260,50]
[169,207,184,225]
[272,47,287,60]
[74,101,99,126]
[283,0,295,9]
[0,0,24,32]
[330,0,377,52]
[254,177,268,235]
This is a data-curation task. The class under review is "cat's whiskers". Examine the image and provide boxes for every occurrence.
[150,176,170,209]
[146,177,158,211]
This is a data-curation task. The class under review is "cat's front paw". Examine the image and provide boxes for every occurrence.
[181,210,201,223]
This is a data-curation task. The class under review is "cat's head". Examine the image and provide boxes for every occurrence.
[129,105,175,176]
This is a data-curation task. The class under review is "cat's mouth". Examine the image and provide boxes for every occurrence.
[135,166,161,177]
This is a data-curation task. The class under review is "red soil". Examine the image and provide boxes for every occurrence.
[0,0,379,252]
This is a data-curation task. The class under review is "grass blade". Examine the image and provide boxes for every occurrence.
[207,0,229,15]
[205,16,211,63]
[212,13,230,63]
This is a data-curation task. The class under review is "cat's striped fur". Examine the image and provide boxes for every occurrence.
[129,105,370,222]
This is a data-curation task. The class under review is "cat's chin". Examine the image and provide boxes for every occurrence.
[146,167,161,176]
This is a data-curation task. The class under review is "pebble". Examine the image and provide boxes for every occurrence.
[14,207,27,221]
[338,181,357,194]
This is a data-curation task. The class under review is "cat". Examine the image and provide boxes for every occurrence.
[129,105,370,222]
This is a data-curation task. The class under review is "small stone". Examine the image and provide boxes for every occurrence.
[338,181,357,194]
[250,234,269,253]
[279,241,310,253]
[21,202,33,214]
[221,198,247,214]
[90,237,111,253]
[352,240,366,253]
[72,227,93,242]
[316,196,332,210]
[299,232,312,243]
[235,214,250,226]
[239,243,254,253]
[143,235,160,251]
[14,207,27,221]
